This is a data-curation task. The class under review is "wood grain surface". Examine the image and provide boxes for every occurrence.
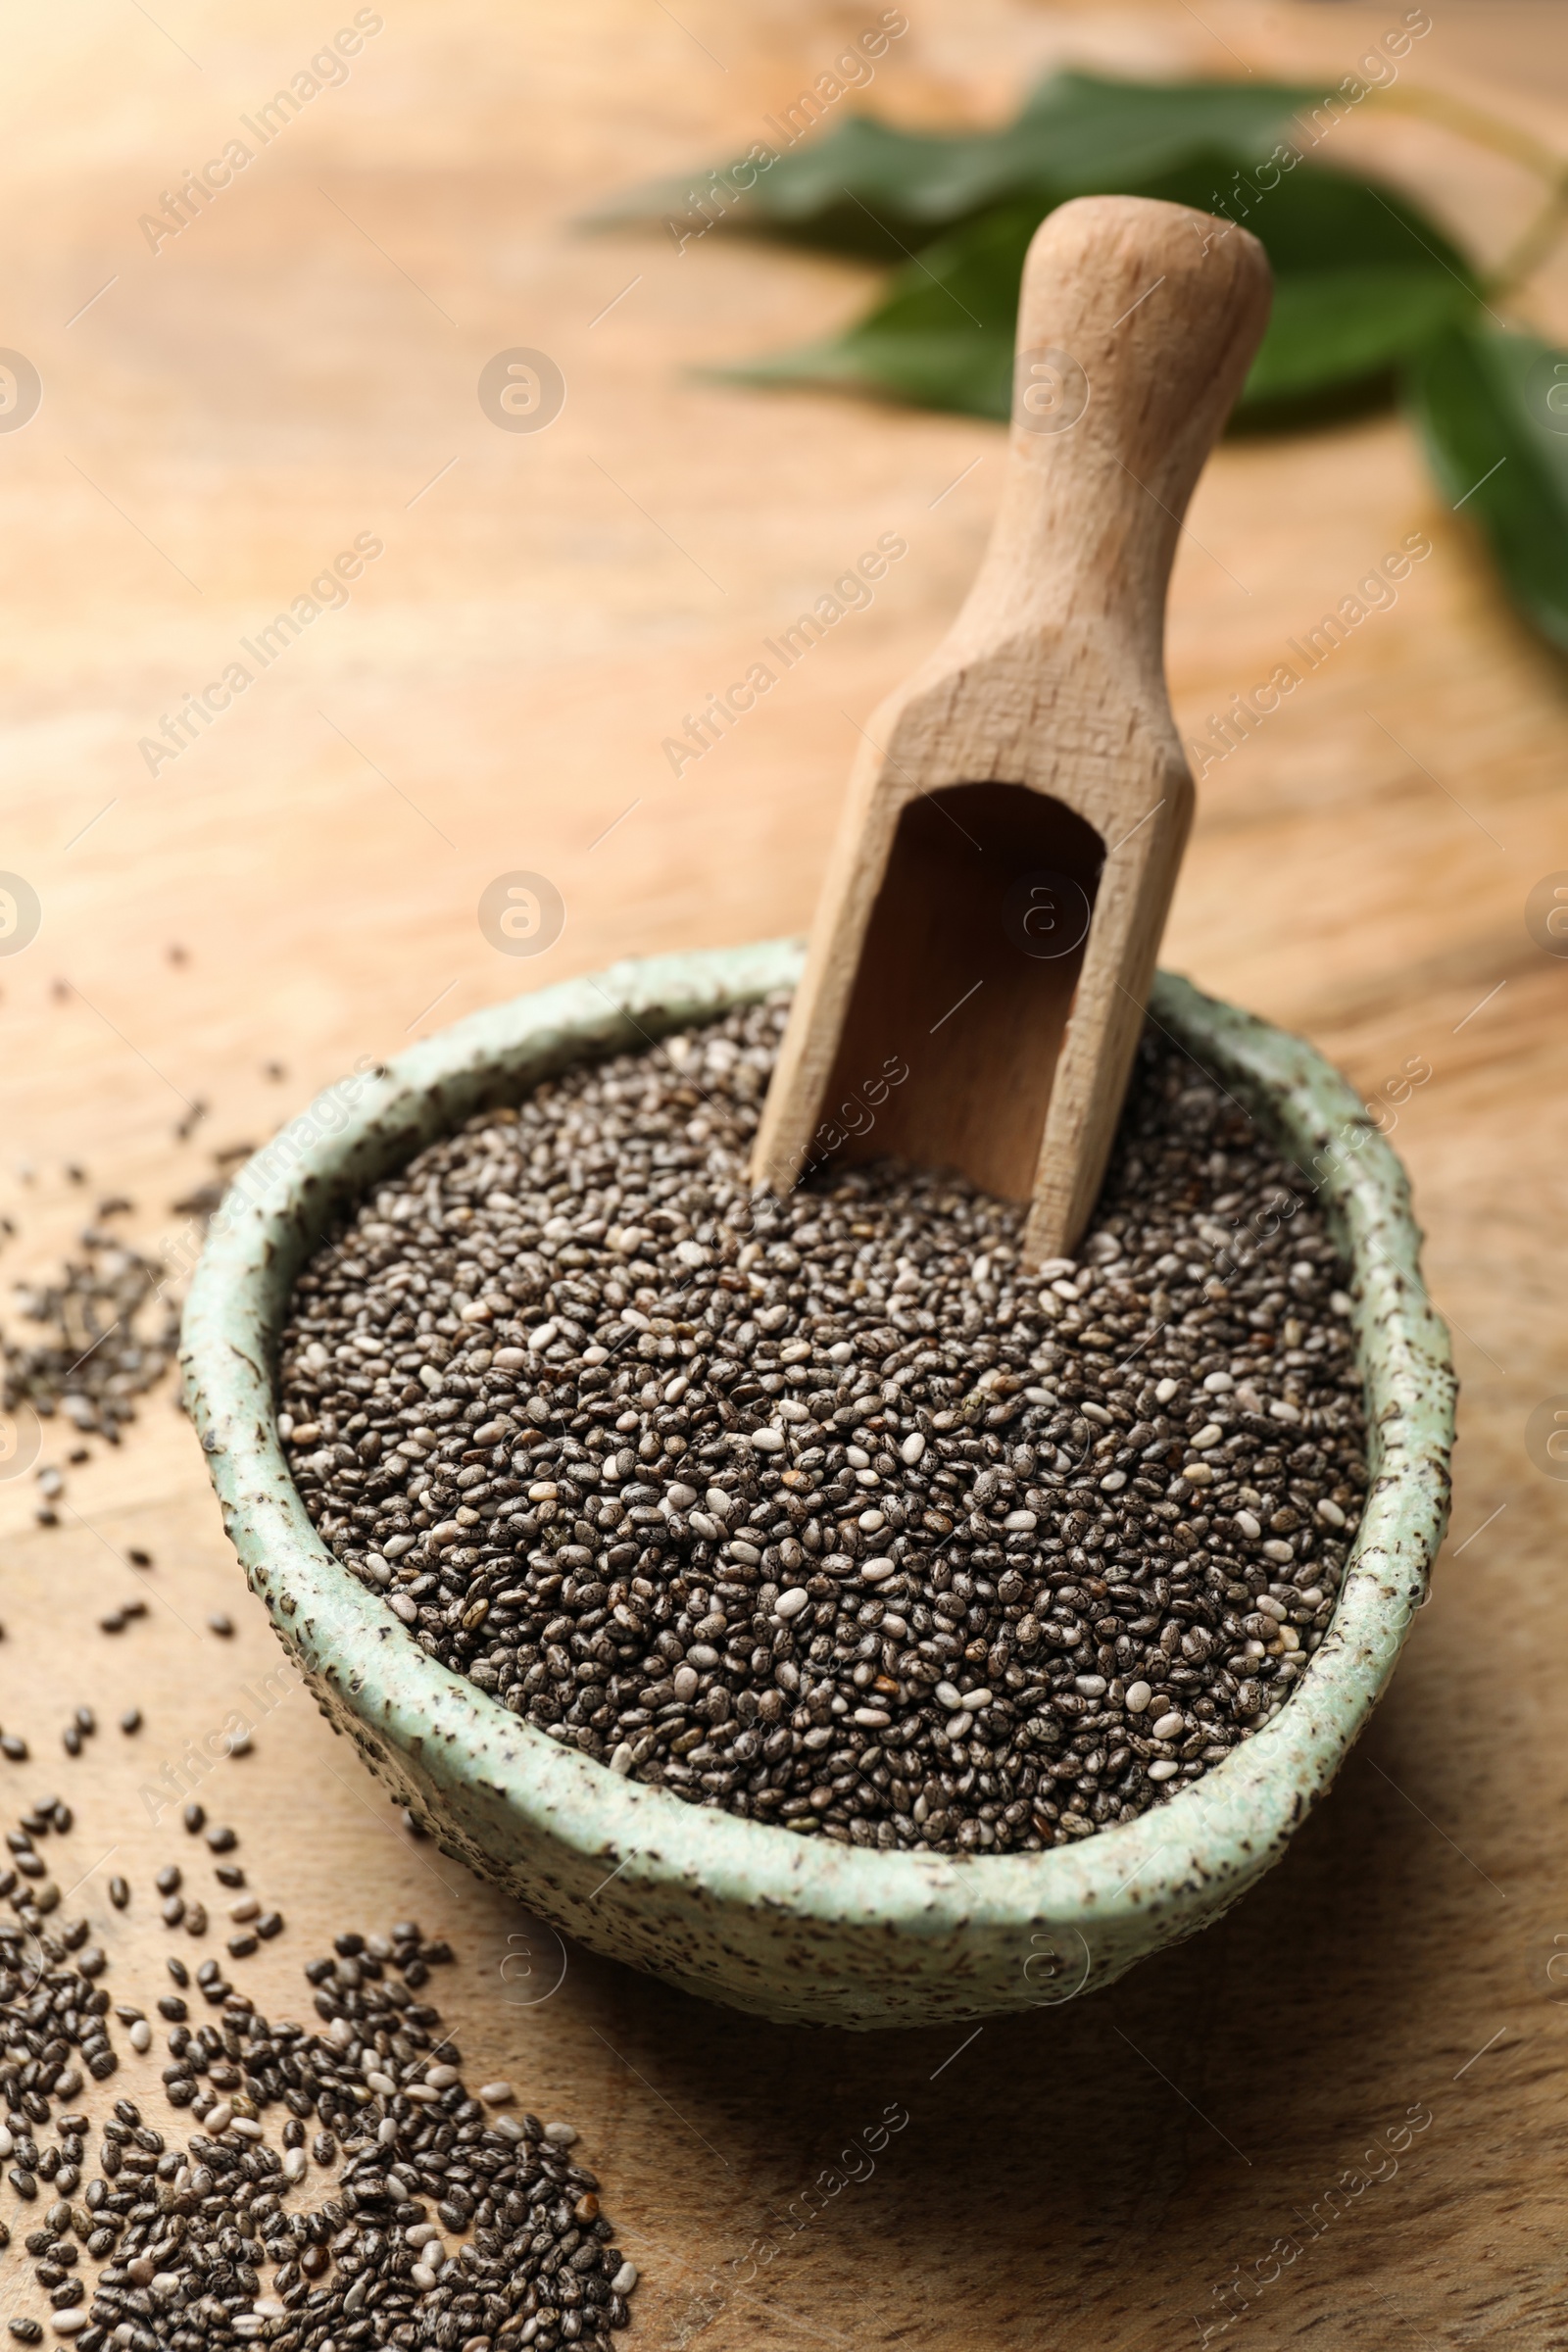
[2,4,1566,2345]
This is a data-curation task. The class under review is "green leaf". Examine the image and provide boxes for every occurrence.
[1006,71,1332,192]
[1246,270,1476,406]
[1221,164,1478,409]
[1201,154,1472,277]
[590,72,1326,258]
[1412,324,1568,652]
[1134,159,1480,407]
[723,166,1480,422]
[719,203,1035,419]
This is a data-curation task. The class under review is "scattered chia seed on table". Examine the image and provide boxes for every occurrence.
[277,999,1367,1855]
[0,1794,634,2348]
[1,1141,263,1528]
[1,1218,178,1443]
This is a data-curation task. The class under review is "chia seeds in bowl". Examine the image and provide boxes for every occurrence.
[274,1000,1365,1859]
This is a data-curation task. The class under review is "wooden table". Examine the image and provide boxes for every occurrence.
[2,3,1566,2342]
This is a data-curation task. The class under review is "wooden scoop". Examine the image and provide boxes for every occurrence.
[752,194,1271,1262]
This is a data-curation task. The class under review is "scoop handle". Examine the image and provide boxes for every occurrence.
[950,196,1271,674]
[749,196,1271,1247]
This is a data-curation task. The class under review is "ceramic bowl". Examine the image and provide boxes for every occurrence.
[181,940,1454,2030]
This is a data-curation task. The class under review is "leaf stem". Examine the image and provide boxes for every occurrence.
[1363,83,1564,184]
[1362,84,1568,303]
[1488,180,1568,302]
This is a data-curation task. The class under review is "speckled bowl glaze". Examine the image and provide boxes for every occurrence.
[181,941,1454,2030]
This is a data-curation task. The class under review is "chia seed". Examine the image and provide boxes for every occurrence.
[276,1002,1367,1856]
[0,1219,179,1455]
[0,1795,636,2348]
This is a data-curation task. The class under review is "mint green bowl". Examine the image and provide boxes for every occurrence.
[180,941,1454,2030]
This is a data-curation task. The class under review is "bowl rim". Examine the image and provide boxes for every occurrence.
[180,940,1455,1961]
